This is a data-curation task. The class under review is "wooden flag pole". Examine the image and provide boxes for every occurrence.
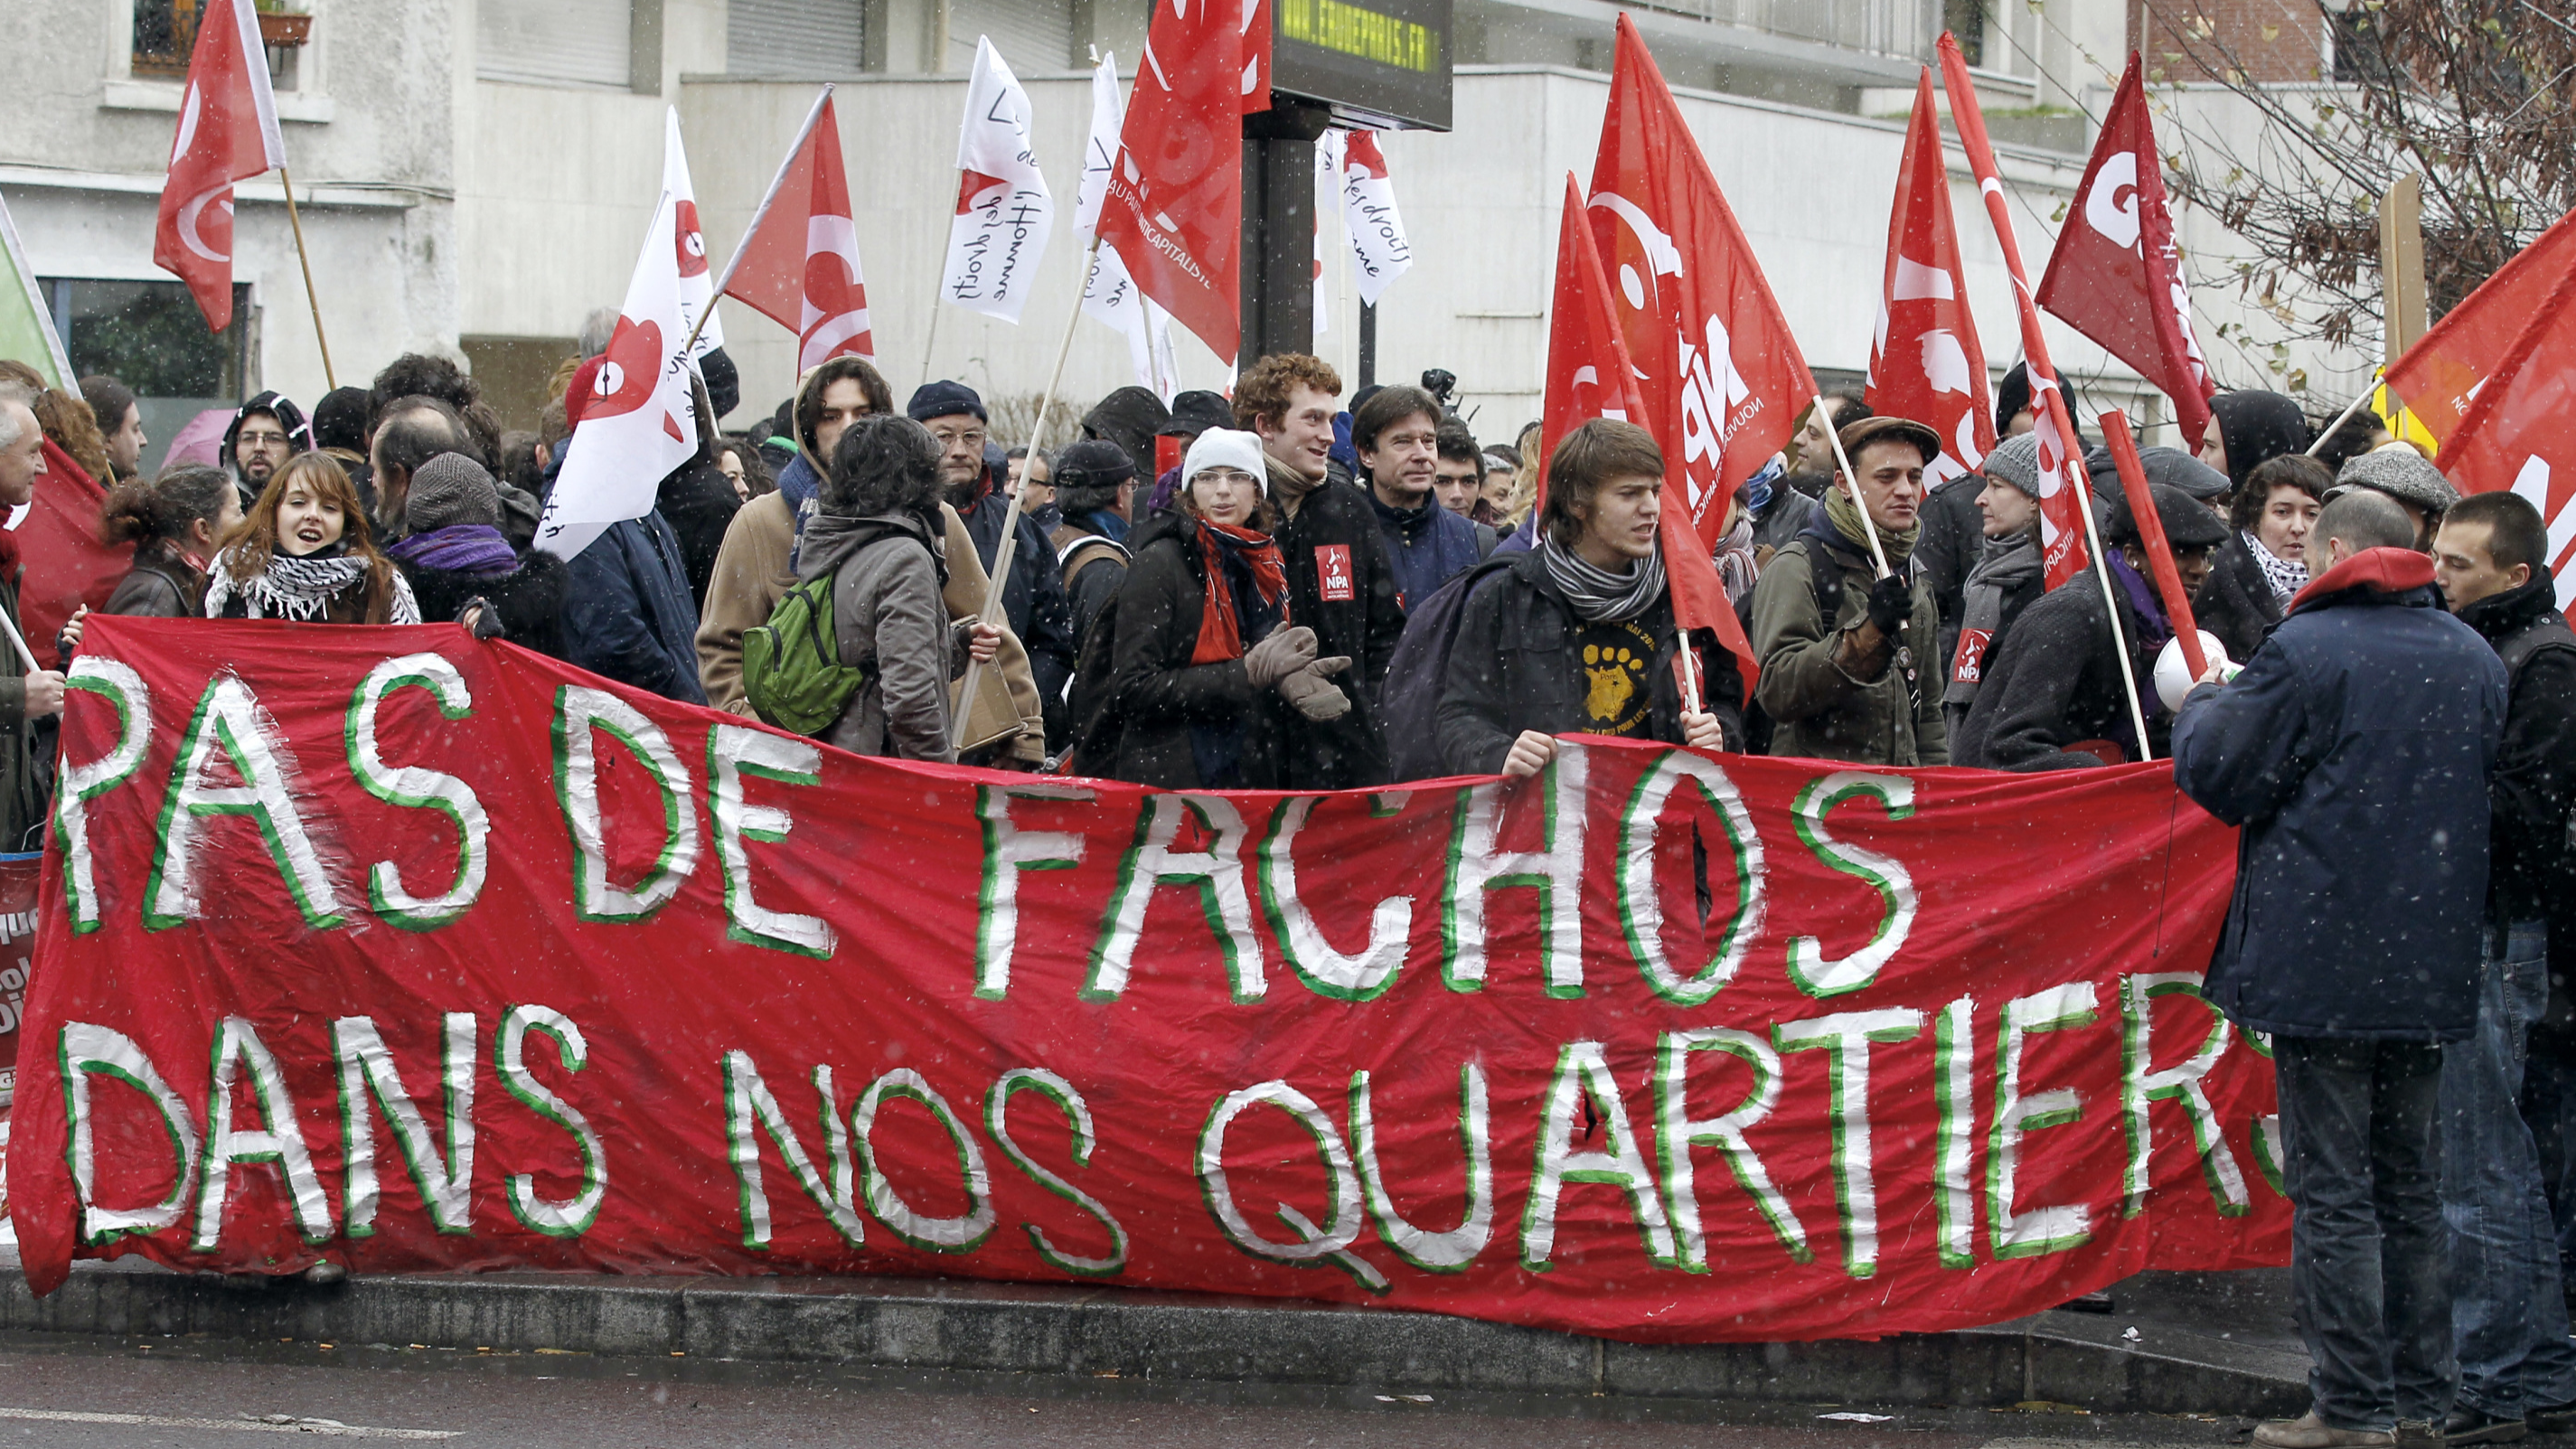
[2304,381,2380,458]
[950,234,1104,751]
[1813,395,1894,579]
[2378,173,2428,437]
[277,166,335,390]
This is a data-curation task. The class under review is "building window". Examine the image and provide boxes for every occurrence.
[730,0,867,76]
[2329,8,2392,86]
[133,1,307,89]
[42,278,254,475]
[1943,0,1988,66]
[478,0,635,89]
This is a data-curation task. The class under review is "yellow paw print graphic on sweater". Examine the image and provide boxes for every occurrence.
[1584,644,1639,724]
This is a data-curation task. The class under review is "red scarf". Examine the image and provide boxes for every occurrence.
[1190,520,1290,664]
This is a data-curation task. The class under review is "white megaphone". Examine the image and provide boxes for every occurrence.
[2154,631,2236,711]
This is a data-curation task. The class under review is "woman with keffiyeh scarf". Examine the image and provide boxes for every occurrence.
[1097,430,1356,789]
[206,453,419,626]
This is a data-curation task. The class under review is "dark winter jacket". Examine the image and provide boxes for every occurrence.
[2458,569,2576,926]
[101,545,209,620]
[1915,474,1987,672]
[0,560,46,852]
[1274,477,1405,790]
[1368,489,1483,613]
[801,507,957,762]
[1434,546,1745,776]
[560,510,707,704]
[2193,532,2292,667]
[1051,513,1129,656]
[1750,485,1817,555]
[656,453,744,607]
[400,550,572,662]
[1102,513,1285,790]
[1956,560,2165,770]
[2172,547,2505,1041]
[956,487,1077,744]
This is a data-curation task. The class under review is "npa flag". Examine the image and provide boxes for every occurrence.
[1939,33,2094,590]
[534,182,701,562]
[1076,53,1178,400]
[2383,206,2576,441]
[664,108,722,361]
[722,89,874,371]
[2036,55,2215,452]
[1866,71,1994,492]
[940,38,1056,325]
[1591,14,1813,543]
[2433,261,2576,607]
[1098,0,1253,363]
[1546,175,1759,702]
[153,0,284,333]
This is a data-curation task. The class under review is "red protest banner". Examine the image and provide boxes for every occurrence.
[0,852,36,1110]
[4,619,2286,1337]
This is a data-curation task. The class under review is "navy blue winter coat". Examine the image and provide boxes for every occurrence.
[561,509,709,706]
[1368,489,1485,613]
[2171,547,2506,1041]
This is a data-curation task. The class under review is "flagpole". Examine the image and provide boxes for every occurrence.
[1812,394,1893,579]
[952,233,1103,752]
[277,166,335,390]
[0,594,45,676]
[920,290,944,387]
[2070,433,2157,760]
[2303,381,2379,458]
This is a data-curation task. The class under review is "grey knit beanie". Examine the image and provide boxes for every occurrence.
[2332,443,2458,516]
[405,450,503,532]
[1981,432,2043,498]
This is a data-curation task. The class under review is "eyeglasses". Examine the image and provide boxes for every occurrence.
[238,429,289,447]
[929,428,987,450]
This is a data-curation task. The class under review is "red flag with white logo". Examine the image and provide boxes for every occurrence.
[1099,0,1248,363]
[535,174,703,562]
[721,89,874,372]
[153,0,284,333]
[1939,33,2094,591]
[1546,174,1759,704]
[2035,54,2215,451]
[1590,15,1813,545]
[1867,71,1996,492]
[1241,0,1274,112]
[664,108,723,360]
[2434,261,2576,608]
[2383,206,2576,440]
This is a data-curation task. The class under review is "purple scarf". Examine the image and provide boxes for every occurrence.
[388,524,519,579]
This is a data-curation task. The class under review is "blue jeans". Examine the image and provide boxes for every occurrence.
[2444,920,2576,1417]
[2277,1034,2455,1430]
[2523,1036,2576,1296]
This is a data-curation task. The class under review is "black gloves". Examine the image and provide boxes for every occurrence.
[1864,575,1913,636]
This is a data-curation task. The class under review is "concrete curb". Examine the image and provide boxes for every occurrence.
[0,1264,2308,1416]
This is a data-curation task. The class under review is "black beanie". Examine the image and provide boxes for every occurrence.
[2110,481,2231,552]
[1994,362,2031,438]
[907,380,986,424]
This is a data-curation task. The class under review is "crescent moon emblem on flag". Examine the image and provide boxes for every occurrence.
[179,186,233,264]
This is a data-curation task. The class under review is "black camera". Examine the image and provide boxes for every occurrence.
[1420,369,1458,409]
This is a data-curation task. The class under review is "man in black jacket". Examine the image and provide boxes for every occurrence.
[1238,354,1403,789]
[1047,439,1135,657]
[1957,483,2224,769]
[913,381,1076,748]
[2431,491,2576,1442]
[1437,420,1737,776]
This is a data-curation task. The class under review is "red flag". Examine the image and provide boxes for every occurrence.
[2383,206,2576,440]
[15,441,133,671]
[1589,15,1812,544]
[1939,33,2095,591]
[1545,175,1759,705]
[1098,0,1247,363]
[152,0,284,333]
[2035,55,2215,452]
[1867,71,1996,491]
[1241,0,1274,112]
[2434,260,2576,608]
[721,92,874,371]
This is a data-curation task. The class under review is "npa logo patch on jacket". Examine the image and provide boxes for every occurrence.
[1315,544,1355,603]
[1951,627,1992,684]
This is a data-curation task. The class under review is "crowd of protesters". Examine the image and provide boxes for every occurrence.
[0,335,2570,1444]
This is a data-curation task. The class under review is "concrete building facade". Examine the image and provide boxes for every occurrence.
[1,0,2373,469]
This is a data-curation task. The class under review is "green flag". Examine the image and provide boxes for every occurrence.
[0,190,70,389]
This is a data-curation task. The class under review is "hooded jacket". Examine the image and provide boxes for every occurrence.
[691,366,1045,761]
[2173,547,2505,1040]
[221,391,310,471]
[2207,390,2311,493]
[799,507,957,761]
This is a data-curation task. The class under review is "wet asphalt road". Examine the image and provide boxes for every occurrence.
[0,1331,2256,1449]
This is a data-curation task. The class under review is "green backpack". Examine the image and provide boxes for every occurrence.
[742,570,871,736]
